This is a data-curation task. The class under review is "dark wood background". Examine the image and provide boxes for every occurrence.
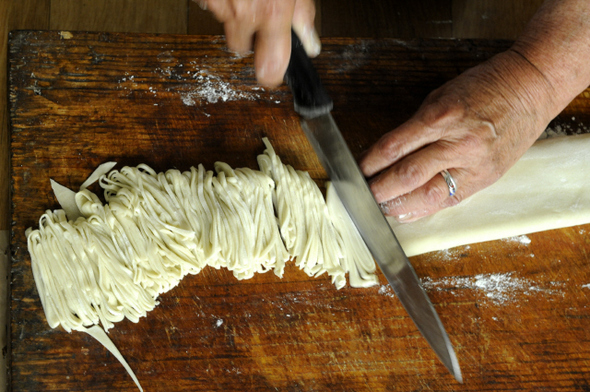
[8,30,590,391]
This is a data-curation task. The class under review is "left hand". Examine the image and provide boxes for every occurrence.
[359,49,557,223]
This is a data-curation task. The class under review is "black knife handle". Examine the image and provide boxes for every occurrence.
[285,29,333,119]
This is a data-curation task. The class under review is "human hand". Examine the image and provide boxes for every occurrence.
[195,0,320,87]
[359,50,558,223]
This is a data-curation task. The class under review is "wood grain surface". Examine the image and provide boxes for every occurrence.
[49,0,188,34]
[451,0,545,39]
[319,0,453,38]
[8,31,590,391]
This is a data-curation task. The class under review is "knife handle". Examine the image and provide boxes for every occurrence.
[285,29,333,119]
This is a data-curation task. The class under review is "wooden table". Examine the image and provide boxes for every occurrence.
[8,31,590,391]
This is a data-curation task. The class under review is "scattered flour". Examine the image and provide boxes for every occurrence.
[502,235,531,245]
[431,247,469,261]
[181,71,262,106]
[538,122,589,139]
[214,318,224,328]
[432,272,564,304]
[225,367,242,375]
[337,41,372,72]
[117,57,283,107]
[582,284,590,290]
[379,272,564,305]
[378,285,395,298]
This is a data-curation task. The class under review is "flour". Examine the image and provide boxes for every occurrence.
[337,42,371,73]
[502,235,531,245]
[431,246,470,261]
[472,273,527,303]
[379,272,564,305]
[181,71,261,106]
[378,285,395,298]
[132,55,283,107]
[117,64,282,107]
[538,122,589,139]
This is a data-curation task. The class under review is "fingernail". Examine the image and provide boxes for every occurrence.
[299,26,321,57]
[256,61,282,87]
[195,0,207,10]
[396,212,413,222]
[229,49,252,59]
[399,209,432,223]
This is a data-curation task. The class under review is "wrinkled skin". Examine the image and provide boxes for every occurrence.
[358,50,556,222]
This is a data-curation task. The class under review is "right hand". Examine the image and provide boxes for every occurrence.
[195,0,321,87]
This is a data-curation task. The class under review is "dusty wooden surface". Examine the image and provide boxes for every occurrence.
[8,31,590,391]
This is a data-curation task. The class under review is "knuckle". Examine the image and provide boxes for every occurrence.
[260,0,284,19]
[459,133,485,155]
[423,181,447,205]
[460,123,498,155]
[395,160,429,190]
[447,192,463,206]
[420,94,466,129]
[230,0,255,20]
[375,134,402,163]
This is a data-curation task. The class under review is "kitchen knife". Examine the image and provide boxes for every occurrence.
[284,30,462,383]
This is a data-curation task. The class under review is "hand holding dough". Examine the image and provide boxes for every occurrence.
[359,50,556,222]
[360,0,590,222]
[388,133,590,257]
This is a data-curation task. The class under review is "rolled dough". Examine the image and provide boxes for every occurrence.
[388,133,590,257]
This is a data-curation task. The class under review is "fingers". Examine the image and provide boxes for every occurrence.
[359,96,474,178]
[359,89,508,222]
[365,127,495,223]
[255,0,320,86]
[224,19,257,55]
[253,2,295,87]
[196,0,320,87]
[197,0,231,21]
[359,119,440,178]
[292,0,321,57]
[379,169,466,223]
[367,138,466,204]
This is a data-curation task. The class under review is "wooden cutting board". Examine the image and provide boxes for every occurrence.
[8,31,590,391]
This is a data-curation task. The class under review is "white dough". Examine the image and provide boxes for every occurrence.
[325,182,379,288]
[27,138,377,334]
[27,139,380,391]
[388,133,590,256]
[257,139,349,288]
[82,326,143,392]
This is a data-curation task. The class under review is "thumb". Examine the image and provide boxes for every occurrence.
[292,0,321,57]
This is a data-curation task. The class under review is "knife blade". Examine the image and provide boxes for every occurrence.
[284,30,462,383]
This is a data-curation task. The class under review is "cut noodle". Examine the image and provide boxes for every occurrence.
[26,138,378,390]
